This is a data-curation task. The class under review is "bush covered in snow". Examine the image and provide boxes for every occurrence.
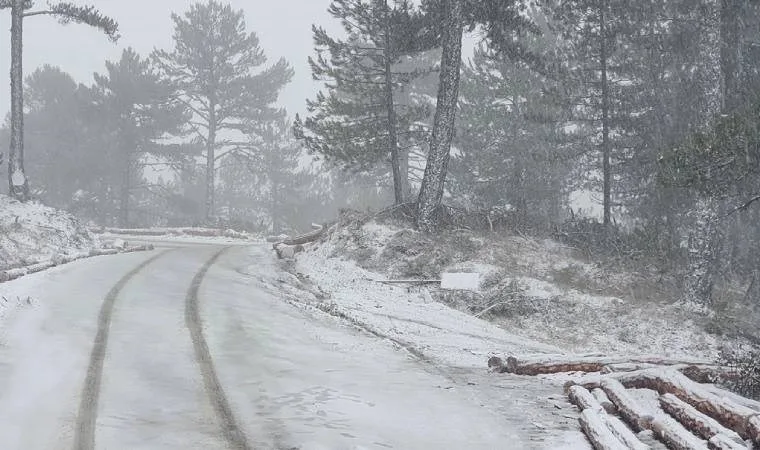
[302,209,754,359]
[0,195,97,269]
[719,346,760,400]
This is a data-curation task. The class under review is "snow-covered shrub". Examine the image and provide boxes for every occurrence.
[719,346,760,400]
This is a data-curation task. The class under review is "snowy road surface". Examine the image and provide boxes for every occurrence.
[0,242,585,449]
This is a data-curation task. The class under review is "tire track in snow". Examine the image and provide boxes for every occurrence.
[73,250,171,450]
[185,246,252,450]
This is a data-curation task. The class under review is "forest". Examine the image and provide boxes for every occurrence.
[1,0,760,313]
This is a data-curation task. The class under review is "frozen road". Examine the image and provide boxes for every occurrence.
[0,242,582,449]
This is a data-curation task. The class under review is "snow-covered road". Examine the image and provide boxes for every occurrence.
[0,242,585,449]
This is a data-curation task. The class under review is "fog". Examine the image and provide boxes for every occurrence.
[0,0,335,117]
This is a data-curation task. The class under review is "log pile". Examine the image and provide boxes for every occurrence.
[488,354,758,450]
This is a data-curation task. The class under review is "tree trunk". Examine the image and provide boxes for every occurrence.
[416,0,463,232]
[600,0,611,226]
[684,197,721,306]
[400,147,411,199]
[381,0,404,205]
[206,102,217,222]
[9,0,29,201]
[119,140,131,228]
[271,177,280,234]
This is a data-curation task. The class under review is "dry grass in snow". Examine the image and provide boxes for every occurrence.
[0,195,98,270]
[292,210,751,363]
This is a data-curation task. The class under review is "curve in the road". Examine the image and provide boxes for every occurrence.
[73,250,172,450]
[185,246,252,450]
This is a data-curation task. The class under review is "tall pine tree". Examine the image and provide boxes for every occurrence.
[295,0,431,204]
[153,0,293,221]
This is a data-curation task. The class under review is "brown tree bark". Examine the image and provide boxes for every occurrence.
[416,0,463,232]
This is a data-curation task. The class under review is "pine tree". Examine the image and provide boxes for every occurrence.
[294,0,431,204]
[92,48,188,227]
[451,26,569,224]
[0,0,118,201]
[153,0,293,221]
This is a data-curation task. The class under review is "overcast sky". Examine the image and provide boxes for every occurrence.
[0,0,339,119]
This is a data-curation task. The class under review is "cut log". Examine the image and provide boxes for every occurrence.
[649,415,709,450]
[707,433,750,450]
[659,393,744,444]
[578,409,629,450]
[600,378,655,432]
[274,243,304,259]
[501,354,714,376]
[603,414,651,450]
[680,365,742,383]
[602,363,660,374]
[504,356,607,375]
[569,385,607,413]
[592,388,618,414]
[568,385,649,449]
[283,225,324,246]
[571,368,760,445]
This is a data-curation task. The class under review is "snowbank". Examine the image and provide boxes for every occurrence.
[91,226,257,241]
[290,211,743,362]
[0,195,98,270]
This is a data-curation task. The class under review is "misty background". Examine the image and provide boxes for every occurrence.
[0,0,335,117]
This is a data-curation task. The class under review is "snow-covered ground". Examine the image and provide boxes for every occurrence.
[290,214,745,362]
[0,195,98,270]
[0,238,591,449]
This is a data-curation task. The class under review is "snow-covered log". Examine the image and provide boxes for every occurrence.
[649,416,709,450]
[89,248,120,256]
[283,225,324,246]
[599,379,708,449]
[122,244,155,253]
[579,409,629,450]
[600,379,654,432]
[592,388,617,414]
[273,243,304,259]
[568,385,648,449]
[569,385,607,413]
[707,433,751,450]
[26,261,56,274]
[570,368,760,444]
[659,393,744,444]
[499,355,714,375]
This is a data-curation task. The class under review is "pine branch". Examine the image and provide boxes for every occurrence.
[24,2,119,41]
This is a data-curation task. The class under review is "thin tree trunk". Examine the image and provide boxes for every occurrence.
[206,102,217,222]
[119,154,130,228]
[400,147,411,199]
[9,0,29,201]
[416,0,463,232]
[600,0,611,226]
[684,197,720,306]
[381,0,403,204]
[271,176,280,234]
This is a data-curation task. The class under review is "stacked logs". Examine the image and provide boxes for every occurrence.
[489,355,757,450]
